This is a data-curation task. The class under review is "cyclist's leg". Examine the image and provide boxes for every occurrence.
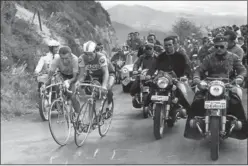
[107,73,115,107]
[61,73,80,114]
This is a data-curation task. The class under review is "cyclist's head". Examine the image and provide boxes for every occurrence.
[83,41,97,61]
[58,46,72,66]
[47,39,60,54]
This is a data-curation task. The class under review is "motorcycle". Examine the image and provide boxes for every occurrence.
[185,77,245,161]
[147,71,187,140]
[132,69,152,118]
[112,60,125,84]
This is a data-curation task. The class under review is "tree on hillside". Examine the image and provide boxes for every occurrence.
[172,17,203,44]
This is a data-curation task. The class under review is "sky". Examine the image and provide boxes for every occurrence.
[99,1,247,16]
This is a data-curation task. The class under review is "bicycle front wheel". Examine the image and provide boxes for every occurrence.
[98,98,114,137]
[74,101,94,147]
[48,99,72,146]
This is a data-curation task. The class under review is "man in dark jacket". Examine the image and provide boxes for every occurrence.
[146,36,192,117]
[184,36,248,140]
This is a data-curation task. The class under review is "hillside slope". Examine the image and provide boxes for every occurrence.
[0,1,118,119]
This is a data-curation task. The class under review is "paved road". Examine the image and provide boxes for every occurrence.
[1,85,247,164]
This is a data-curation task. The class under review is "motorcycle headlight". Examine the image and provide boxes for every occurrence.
[209,85,224,96]
[157,77,169,88]
[122,68,128,73]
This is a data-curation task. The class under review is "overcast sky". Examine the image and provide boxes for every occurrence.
[99,1,247,16]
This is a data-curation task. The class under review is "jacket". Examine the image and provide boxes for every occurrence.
[147,51,191,78]
[193,51,247,81]
[133,53,156,71]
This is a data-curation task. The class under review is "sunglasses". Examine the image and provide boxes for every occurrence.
[214,45,225,49]
[145,47,153,50]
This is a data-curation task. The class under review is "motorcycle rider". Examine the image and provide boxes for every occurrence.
[130,42,157,108]
[34,39,60,93]
[146,36,191,118]
[184,35,247,139]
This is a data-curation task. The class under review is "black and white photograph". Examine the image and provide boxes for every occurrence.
[1,0,247,165]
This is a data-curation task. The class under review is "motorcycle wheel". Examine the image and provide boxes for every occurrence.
[210,116,220,161]
[153,104,165,140]
[143,106,149,119]
[142,93,149,118]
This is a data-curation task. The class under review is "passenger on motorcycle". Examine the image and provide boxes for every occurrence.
[172,36,190,64]
[111,48,126,68]
[44,46,80,113]
[184,36,247,139]
[130,42,157,108]
[147,34,164,55]
[146,36,192,118]
[34,39,60,93]
[77,41,115,111]
[198,37,212,63]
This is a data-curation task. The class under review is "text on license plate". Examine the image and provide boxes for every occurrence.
[204,100,226,109]
[122,78,130,86]
[151,95,168,101]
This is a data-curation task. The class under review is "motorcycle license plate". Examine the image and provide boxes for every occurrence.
[204,100,226,109]
[151,95,168,101]
[143,86,149,92]
[122,78,130,86]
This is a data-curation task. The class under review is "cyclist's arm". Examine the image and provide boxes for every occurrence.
[70,56,79,84]
[78,55,86,83]
[34,57,45,74]
[99,56,109,89]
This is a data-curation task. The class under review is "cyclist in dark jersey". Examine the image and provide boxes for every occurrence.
[77,41,115,111]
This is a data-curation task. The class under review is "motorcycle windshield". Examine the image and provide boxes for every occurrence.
[177,81,195,105]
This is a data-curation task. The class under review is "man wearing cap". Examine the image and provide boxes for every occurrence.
[130,42,157,107]
[184,35,247,139]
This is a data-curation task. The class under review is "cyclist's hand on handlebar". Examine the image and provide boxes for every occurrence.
[63,80,71,89]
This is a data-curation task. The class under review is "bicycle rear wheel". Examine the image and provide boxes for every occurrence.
[98,98,114,137]
[74,101,94,147]
[48,99,72,146]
